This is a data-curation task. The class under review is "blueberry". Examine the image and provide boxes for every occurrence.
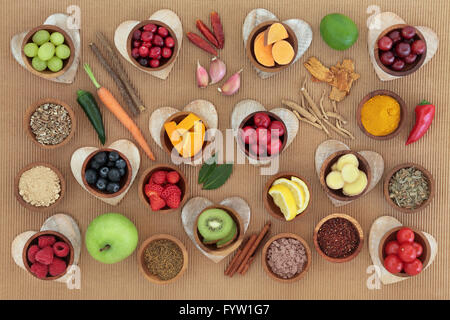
[115,159,127,169]
[106,182,121,193]
[85,169,97,184]
[90,160,102,170]
[93,152,107,165]
[107,161,115,167]
[108,168,121,182]
[119,168,126,177]
[96,178,107,191]
[99,167,110,178]
[108,151,120,162]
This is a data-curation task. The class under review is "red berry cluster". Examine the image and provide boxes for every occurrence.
[240,112,285,158]
[383,227,423,276]
[131,23,175,68]
[27,235,70,279]
[144,170,182,211]
[378,25,426,72]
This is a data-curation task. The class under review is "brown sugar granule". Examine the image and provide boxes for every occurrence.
[18,166,61,207]
[317,217,359,258]
[266,238,307,279]
[144,239,183,281]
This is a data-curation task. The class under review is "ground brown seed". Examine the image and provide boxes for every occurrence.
[144,239,183,281]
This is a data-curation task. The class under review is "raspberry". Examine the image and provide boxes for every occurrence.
[151,171,167,185]
[38,235,56,248]
[49,257,67,277]
[144,183,164,198]
[166,171,180,184]
[166,193,181,209]
[53,241,70,258]
[161,185,182,200]
[35,246,54,265]
[27,244,40,263]
[150,195,166,211]
[30,262,48,279]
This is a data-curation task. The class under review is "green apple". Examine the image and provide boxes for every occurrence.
[85,213,138,264]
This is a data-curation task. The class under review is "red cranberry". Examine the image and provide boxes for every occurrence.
[132,29,141,40]
[131,48,140,59]
[268,121,285,137]
[138,58,148,67]
[141,31,154,42]
[401,26,416,40]
[157,26,169,37]
[395,42,411,58]
[149,46,161,59]
[378,36,393,51]
[162,47,172,58]
[141,41,152,48]
[133,40,141,48]
[267,138,282,156]
[165,36,175,48]
[240,126,257,144]
[138,46,149,58]
[149,59,160,68]
[391,58,405,71]
[380,51,395,66]
[411,40,426,55]
[143,23,157,33]
[404,53,417,64]
[388,30,402,44]
[152,35,164,47]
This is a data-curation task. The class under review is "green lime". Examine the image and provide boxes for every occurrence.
[55,44,71,59]
[32,30,50,45]
[24,43,39,58]
[320,13,359,51]
[47,56,63,72]
[50,32,65,46]
[31,56,47,71]
[37,42,55,61]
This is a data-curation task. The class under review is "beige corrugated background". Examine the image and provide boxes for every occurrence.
[1,0,449,300]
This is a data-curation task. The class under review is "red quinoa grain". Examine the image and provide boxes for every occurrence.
[317,217,359,258]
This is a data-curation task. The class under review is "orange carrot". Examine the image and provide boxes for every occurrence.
[84,63,155,160]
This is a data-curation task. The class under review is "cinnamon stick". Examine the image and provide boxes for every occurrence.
[224,247,243,276]
[240,256,255,275]
[236,222,271,274]
[228,235,257,277]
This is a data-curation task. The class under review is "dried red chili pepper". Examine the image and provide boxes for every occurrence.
[186,32,218,56]
[405,100,435,145]
[196,19,219,48]
[210,11,224,49]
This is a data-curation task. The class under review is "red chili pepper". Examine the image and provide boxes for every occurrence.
[196,19,219,48]
[405,100,435,145]
[186,32,218,56]
[210,11,224,49]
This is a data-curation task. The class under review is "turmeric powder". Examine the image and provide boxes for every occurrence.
[360,95,401,136]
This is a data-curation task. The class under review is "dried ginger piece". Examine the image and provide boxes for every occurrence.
[329,87,347,102]
[303,57,333,83]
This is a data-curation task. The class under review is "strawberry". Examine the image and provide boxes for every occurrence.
[149,195,166,211]
[166,193,181,209]
[166,171,180,184]
[161,185,182,200]
[151,171,167,185]
[144,183,164,198]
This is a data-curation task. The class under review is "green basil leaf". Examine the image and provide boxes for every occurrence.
[198,155,217,184]
[202,163,233,190]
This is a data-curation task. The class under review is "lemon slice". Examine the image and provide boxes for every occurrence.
[268,184,297,221]
[272,178,304,214]
[291,176,310,214]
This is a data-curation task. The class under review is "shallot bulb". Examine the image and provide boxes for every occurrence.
[209,57,226,84]
[196,60,208,88]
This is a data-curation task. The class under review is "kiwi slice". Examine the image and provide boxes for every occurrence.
[216,222,237,248]
[197,208,233,241]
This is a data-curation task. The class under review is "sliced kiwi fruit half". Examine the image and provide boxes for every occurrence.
[216,222,237,248]
[197,208,234,242]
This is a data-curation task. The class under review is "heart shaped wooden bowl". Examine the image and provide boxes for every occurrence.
[356,90,406,140]
[194,205,244,256]
[137,234,188,285]
[374,24,426,77]
[319,150,371,202]
[378,226,431,278]
[263,172,311,221]
[383,162,435,214]
[237,111,287,161]
[127,20,178,72]
[138,164,189,213]
[246,21,298,73]
[14,162,65,212]
[21,25,75,79]
[81,148,132,199]
[313,213,364,263]
[24,98,76,149]
[22,230,74,281]
[261,232,311,283]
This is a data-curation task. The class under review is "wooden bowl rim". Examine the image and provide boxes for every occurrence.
[194,204,245,255]
[21,24,75,79]
[373,24,427,77]
[246,20,298,73]
[377,226,431,278]
[126,20,178,72]
[263,172,311,221]
[383,162,435,213]
[137,164,189,214]
[313,213,364,263]
[319,150,372,201]
[24,98,77,149]
[14,162,65,212]
[81,148,132,198]
[261,232,312,283]
[356,90,406,140]
[22,230,74,280]
[137,234,188,285]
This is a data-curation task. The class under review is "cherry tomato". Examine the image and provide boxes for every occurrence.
[398,243,417,263]
[384,254,403,274]
[404,259,423,276]
[412,242,423,257]
[396,227,415,244]
[384,240,400,255]
[253,113,271,128]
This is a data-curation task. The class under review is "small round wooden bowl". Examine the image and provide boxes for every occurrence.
[263,172,311,221]
[24,98,76,149]
[319,150,371,202]
[14,162,65,212]
[378,226,431,278]
[138,164,189,213]
[137,234,188,285]
[237,111,287,161]
[22,230,74,281]
[262,232,311,283]
[127,20,178,72]
[356,90,406,140]
[246,21,298,73]
[313,213,364,263]
[81,149,132,198]
[160,111,210,162]
[383,162,435,214]
[21,25,75,79]
[374,24,426,77]
[194,205,244,256]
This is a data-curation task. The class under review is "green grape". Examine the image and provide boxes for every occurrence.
[37,42,55,61]
[47,56,63,72]
[50,32,65,46]
[32,30,50,45]
[24,43,38,58]
[31,56,47,71]
[55,44,71,59]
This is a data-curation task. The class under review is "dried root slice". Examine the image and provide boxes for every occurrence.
[336,154,359,171]
[341,164,359,183]
[343,171,368,196]
[326,171,345,190]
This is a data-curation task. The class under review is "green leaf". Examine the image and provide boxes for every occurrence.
[198,155,217,184]
[202,163,233,190]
